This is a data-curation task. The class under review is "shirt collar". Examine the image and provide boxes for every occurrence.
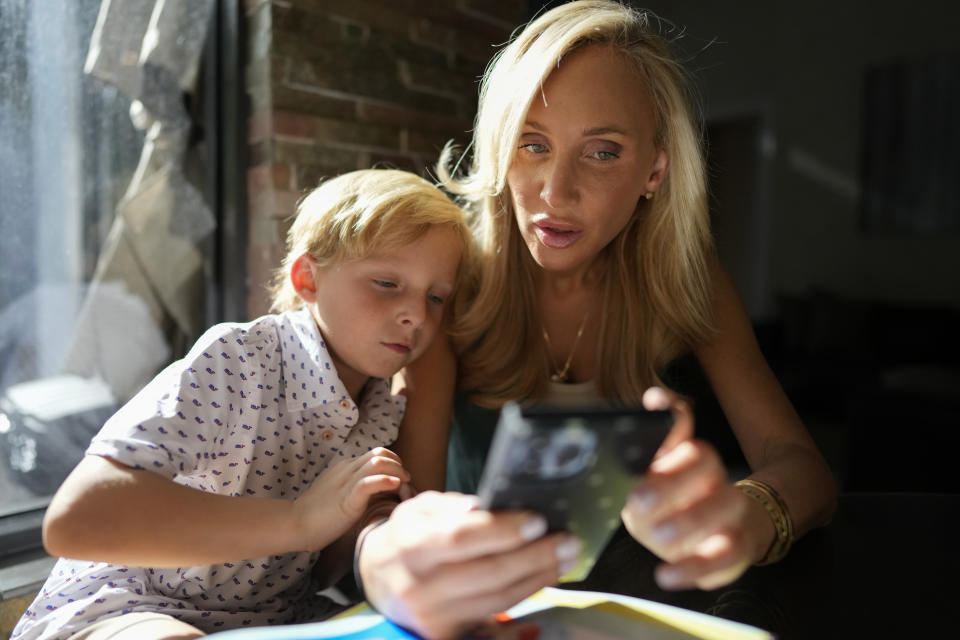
[277,308,404,428]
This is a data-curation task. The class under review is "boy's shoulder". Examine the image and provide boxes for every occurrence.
[183,312,293,363]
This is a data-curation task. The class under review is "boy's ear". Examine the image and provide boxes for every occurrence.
[290,254,318,302]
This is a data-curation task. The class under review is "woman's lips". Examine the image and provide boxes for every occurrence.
[534,221,582,249]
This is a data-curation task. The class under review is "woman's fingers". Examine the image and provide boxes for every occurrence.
[415,532,578,603]
[400,532,574,635]
[654,529,753,591]
[643,386,693,456]
[623,439,726,538]
[643,481,748,561]
[621,433,755,589]
[358,492,577,640]
[389,493,551,570]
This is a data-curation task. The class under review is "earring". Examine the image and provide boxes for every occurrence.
[644,192,654,200]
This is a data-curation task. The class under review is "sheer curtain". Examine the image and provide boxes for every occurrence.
[0,0,215,532]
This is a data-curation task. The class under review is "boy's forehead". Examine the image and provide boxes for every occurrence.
[347,226,461,276]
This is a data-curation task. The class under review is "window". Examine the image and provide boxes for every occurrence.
[0,0,242,562]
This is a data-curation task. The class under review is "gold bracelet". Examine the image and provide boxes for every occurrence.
[735,478,794,565]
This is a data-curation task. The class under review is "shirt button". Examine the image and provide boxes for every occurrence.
[339,399,350,409]
[322,430,334,440]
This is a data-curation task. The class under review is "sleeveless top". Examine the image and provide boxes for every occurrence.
[446,380,599,493]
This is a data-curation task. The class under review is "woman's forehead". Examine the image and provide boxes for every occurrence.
[526,45,654,134]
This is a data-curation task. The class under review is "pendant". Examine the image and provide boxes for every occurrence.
[550,372,566,383]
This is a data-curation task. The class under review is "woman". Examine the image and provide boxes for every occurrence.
[359,2,836,638]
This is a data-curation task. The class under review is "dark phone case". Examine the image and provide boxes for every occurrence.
[477,401,673,581]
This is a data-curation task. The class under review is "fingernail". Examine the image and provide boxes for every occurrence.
[556,536,580,562]
[628,488,658,515]
[461,495,482,511]
[559,557,579,576]
[651,522,677,545]
[521,515,548,541]
[655,566,685,590]
[645,387,670,409]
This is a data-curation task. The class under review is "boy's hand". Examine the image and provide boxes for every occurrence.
[293,447,410,551]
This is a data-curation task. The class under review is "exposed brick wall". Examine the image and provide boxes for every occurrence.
[244,0,525,317]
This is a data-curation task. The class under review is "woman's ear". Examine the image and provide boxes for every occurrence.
[645,149,669,194]
[290,254,317,302]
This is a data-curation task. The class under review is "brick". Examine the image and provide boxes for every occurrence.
[356,101,470,135]
[248,110,270,143]
[286,50,402,99]
[272,4,341,46]
[270,85,357,120]
[458,0,525,30]
[409,17,498,62]
[398,59,477,101]
[245,55,286,90]
[248,140,269,167]
[273,109,321,140]
[247,163,292,193]
[368,151,429,176]
[269,141,360,172]
[313,117,400,151]
[249,187,301,221]
[246,242,285,319]
[292,0,413,43]
[248,84,272,117]
[404,127,457,155]
[297,163,360,189]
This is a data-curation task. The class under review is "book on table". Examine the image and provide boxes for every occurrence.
[204,586,774,640]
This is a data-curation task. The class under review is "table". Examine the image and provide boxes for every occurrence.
[569,493,958,638]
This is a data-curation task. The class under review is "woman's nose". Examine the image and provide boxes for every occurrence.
[540,156,578,208]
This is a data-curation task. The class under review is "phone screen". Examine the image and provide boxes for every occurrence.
[477,402,673,581]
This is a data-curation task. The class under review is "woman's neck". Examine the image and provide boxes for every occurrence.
[535,257,606,301]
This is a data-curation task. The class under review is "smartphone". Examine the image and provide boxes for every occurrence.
[476,401,673,582]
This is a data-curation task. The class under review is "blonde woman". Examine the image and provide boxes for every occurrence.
[358,2,836,638]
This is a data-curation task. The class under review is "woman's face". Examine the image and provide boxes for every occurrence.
[506,45,667,276]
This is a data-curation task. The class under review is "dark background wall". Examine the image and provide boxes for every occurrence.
[635,0,960,317]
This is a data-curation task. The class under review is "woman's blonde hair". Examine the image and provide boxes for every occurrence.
[271,169,472,313]
[440,0,715,407]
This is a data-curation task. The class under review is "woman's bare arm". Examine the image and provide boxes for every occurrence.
[391,333,459,491]
[695,264,837,542]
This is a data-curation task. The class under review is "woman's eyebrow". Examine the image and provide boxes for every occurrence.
[524,121,628,137]
[583,125,628,136]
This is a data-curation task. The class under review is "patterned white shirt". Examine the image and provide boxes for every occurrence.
[13,308,405,640]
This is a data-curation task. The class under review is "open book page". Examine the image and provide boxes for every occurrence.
[204,587,773,639]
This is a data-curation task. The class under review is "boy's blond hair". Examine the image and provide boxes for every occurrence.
[271,169,471,313]
[439,0,716,406]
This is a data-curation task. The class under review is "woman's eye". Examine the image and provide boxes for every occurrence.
[373,279,397,289]
[590,150,619,161]
[519,142,548,154]
[427,294,446,306]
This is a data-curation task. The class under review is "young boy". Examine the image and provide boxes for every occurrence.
[12,169,470,640]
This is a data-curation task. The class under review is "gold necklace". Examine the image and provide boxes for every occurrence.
[542,312,589,383]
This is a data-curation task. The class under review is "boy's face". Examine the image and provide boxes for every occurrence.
[297,225,461,400]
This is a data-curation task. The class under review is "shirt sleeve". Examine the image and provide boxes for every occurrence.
[86,323,254,479]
